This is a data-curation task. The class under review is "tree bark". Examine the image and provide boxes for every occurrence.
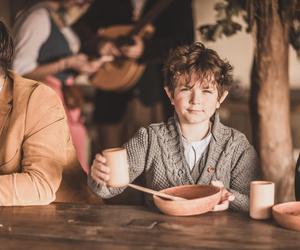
[250,0,296,201]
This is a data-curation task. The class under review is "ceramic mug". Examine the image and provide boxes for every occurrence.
[250,181,275,220]
[102,147,130,187]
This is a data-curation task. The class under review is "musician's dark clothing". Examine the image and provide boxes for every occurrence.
[74,0,194,124]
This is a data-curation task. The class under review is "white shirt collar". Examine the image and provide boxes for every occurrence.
[182,133,212,171]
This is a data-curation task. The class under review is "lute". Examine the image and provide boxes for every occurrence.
[90,0,174,91]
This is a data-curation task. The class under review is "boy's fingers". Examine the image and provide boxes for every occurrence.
[220,193,235,203]
[92,160,110,173]
[212,200,229,212]
[99,165,110,174]
[91,167,110,182]
[95,154,107,163]
[91,164,109,177]
[97,172,110,181]
[227,194,235,201]
[211,181,235,202]
[90,170,101,184]
[219,191,235,203]
[91,170,108,187]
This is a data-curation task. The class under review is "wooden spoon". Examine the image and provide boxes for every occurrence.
[128,183,186,201]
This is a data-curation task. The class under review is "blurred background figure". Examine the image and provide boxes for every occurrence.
[12,0,106,173]
[73,0,194,153]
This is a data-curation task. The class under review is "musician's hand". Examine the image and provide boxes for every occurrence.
[82,56,114,76]
[64,53,90,72]
[120,36,144,59]
[64,53,104,75]
[98,41,120,57]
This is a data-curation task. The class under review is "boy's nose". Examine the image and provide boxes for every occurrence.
[190,89,202,104]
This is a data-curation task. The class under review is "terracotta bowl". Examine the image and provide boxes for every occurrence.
[153,184,221,216]
[272,202,300,231]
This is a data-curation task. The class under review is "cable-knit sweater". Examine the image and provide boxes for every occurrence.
[88,113,259,212]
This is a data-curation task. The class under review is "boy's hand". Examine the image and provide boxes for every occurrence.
[211,180,235,212]
[90,154,110,185]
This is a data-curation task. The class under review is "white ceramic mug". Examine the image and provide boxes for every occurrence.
[102,147,130,187]
[250,181,275,220]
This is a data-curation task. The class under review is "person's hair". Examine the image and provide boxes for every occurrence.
[0,20,14,75]
[163,42,233,98]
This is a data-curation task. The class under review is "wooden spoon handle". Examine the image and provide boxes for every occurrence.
[128,183,186,201]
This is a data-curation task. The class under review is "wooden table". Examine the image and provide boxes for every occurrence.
[0,203,299,250]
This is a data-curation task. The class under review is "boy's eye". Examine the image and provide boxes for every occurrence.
[202,89,214,94]
[180,87,191,91]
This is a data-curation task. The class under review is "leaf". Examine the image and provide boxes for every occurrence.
[198,0,248,40]
[215,2,228,12]
[199,25,220,42]
[214,24,225,40]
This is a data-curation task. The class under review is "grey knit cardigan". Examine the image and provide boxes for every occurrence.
[88,113,259,212]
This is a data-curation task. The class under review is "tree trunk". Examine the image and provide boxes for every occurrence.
[250,0,296,202]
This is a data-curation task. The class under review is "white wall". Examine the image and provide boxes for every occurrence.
[193,0,300,89]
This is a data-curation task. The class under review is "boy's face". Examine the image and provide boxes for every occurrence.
[165,73,228,125]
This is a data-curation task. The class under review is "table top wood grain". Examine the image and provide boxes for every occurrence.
[0,203,299,250]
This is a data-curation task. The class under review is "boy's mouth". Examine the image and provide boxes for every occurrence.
[187,108,204,113]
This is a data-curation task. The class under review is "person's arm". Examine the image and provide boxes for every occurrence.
[23,58,69,81]
[229,145,260,212]
[0,84,70,206]
[24,53,100,81]
[88,127,149,199]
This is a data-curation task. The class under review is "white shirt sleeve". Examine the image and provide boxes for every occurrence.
[12,8,51,75]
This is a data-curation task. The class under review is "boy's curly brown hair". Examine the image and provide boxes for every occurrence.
[163,42,233,98]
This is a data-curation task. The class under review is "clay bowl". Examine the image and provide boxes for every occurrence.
[153,184,221,216]
[272,202,300,231]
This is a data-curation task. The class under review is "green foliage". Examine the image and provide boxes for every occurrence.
[198,0,300,56]
[198,0,247,42]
